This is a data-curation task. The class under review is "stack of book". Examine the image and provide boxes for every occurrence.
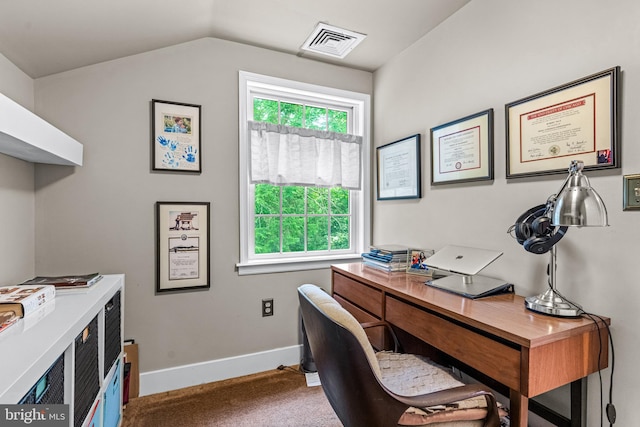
[361,244,408,272]
[0,284,56,333]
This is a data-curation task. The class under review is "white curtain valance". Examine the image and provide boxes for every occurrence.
[248,121,362,190]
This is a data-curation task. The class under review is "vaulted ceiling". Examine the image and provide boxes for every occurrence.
[0,0,469,78]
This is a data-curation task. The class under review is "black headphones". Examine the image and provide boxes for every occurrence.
[514,204,567,254]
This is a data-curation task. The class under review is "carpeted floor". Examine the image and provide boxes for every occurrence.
[121,367,342,427]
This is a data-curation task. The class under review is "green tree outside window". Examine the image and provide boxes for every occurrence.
[253,98,351,254]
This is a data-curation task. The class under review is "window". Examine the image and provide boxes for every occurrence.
[238,71,370,275]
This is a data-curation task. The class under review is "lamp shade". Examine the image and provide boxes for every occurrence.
[551,169,608,227]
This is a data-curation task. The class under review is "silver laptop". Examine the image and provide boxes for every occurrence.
[424,245,512,298]
[424,245,503,275]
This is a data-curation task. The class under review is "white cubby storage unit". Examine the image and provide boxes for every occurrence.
[0,275,124,427]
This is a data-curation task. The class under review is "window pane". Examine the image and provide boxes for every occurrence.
[328,109,347,133]
[307,187,328,214]
[282,217,305,252]
[305,106,327,130]
[331,217,350,250]
[280,102,303,127]
[255,217,280,254]
[253,98,279,124]
[282,186,305,214]
[255,184,280,215]
[330,187,349,214]
[307,216,329,251]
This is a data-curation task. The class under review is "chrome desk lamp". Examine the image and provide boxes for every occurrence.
[521,160,609,317]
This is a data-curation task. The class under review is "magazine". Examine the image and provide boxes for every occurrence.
[21,273,103,290]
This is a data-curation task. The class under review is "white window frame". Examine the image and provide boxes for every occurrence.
[237,71,370,275]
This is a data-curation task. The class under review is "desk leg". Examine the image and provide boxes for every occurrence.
[509,389,529,427]
[570,378,587,427]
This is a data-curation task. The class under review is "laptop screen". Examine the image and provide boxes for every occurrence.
[424,245,503,276]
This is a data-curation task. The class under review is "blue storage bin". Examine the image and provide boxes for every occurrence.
[103,359,121,427]
[86,399,102,427]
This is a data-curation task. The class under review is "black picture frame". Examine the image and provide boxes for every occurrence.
[430,109,494,185]
[152,99,202,173]
[376,134,421,200]
[156,201,210,293]
[506,66,620,178]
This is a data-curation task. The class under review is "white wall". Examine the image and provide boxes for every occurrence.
[32,38,372,379]
[0,52,34,110]
[373,0,638,424]
[0,53,35,286]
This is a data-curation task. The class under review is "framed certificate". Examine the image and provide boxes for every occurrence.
[430,109,494,185]
[376,134,421,200]
[156,202,210,293]
[506,66,620,178]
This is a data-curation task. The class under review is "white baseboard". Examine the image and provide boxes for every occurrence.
[139,344,303,396]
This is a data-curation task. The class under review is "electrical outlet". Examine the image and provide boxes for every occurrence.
[262,298,274,317]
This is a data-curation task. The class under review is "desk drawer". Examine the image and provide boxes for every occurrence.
[385,295,521,391]
[333,273,383,318]
[334,294,385,350]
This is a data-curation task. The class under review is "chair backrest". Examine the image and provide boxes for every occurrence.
[298,284,410,427]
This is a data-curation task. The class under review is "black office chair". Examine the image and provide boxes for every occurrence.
[298,284,501,427]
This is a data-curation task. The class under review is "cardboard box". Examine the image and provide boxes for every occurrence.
[123,343,139,399]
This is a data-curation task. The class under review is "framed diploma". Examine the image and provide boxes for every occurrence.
[376,134,421,200]
[156,201,210,293]
[430,109,494,185]
[152,99,202,173]
[506,66,620,178]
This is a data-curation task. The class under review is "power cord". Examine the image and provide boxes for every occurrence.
[277,364,304,375]
[581,311,616,426]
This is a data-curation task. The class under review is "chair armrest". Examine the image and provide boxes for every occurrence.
[360,320,401,353]
[388,383,500,427]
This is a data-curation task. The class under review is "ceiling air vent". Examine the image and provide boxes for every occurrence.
[301,23,366,59]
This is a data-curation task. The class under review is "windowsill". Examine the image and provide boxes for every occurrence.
[236,254,362,275]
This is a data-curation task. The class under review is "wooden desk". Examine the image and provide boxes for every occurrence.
[331,263,609,427]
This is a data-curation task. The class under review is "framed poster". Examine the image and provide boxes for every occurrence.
[430,109,494,185]
[152,99,202,173]
[506,66,620,178]
[376,134,421,200]
[156,202,210,293]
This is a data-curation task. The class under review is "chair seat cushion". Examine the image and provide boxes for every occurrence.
[376,352,501,426]
[399,408,486,426]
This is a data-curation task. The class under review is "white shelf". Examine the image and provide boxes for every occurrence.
[0,275,123,406]
[0,93,83,166]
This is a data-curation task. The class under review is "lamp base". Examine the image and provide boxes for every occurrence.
[525,288,583,317]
